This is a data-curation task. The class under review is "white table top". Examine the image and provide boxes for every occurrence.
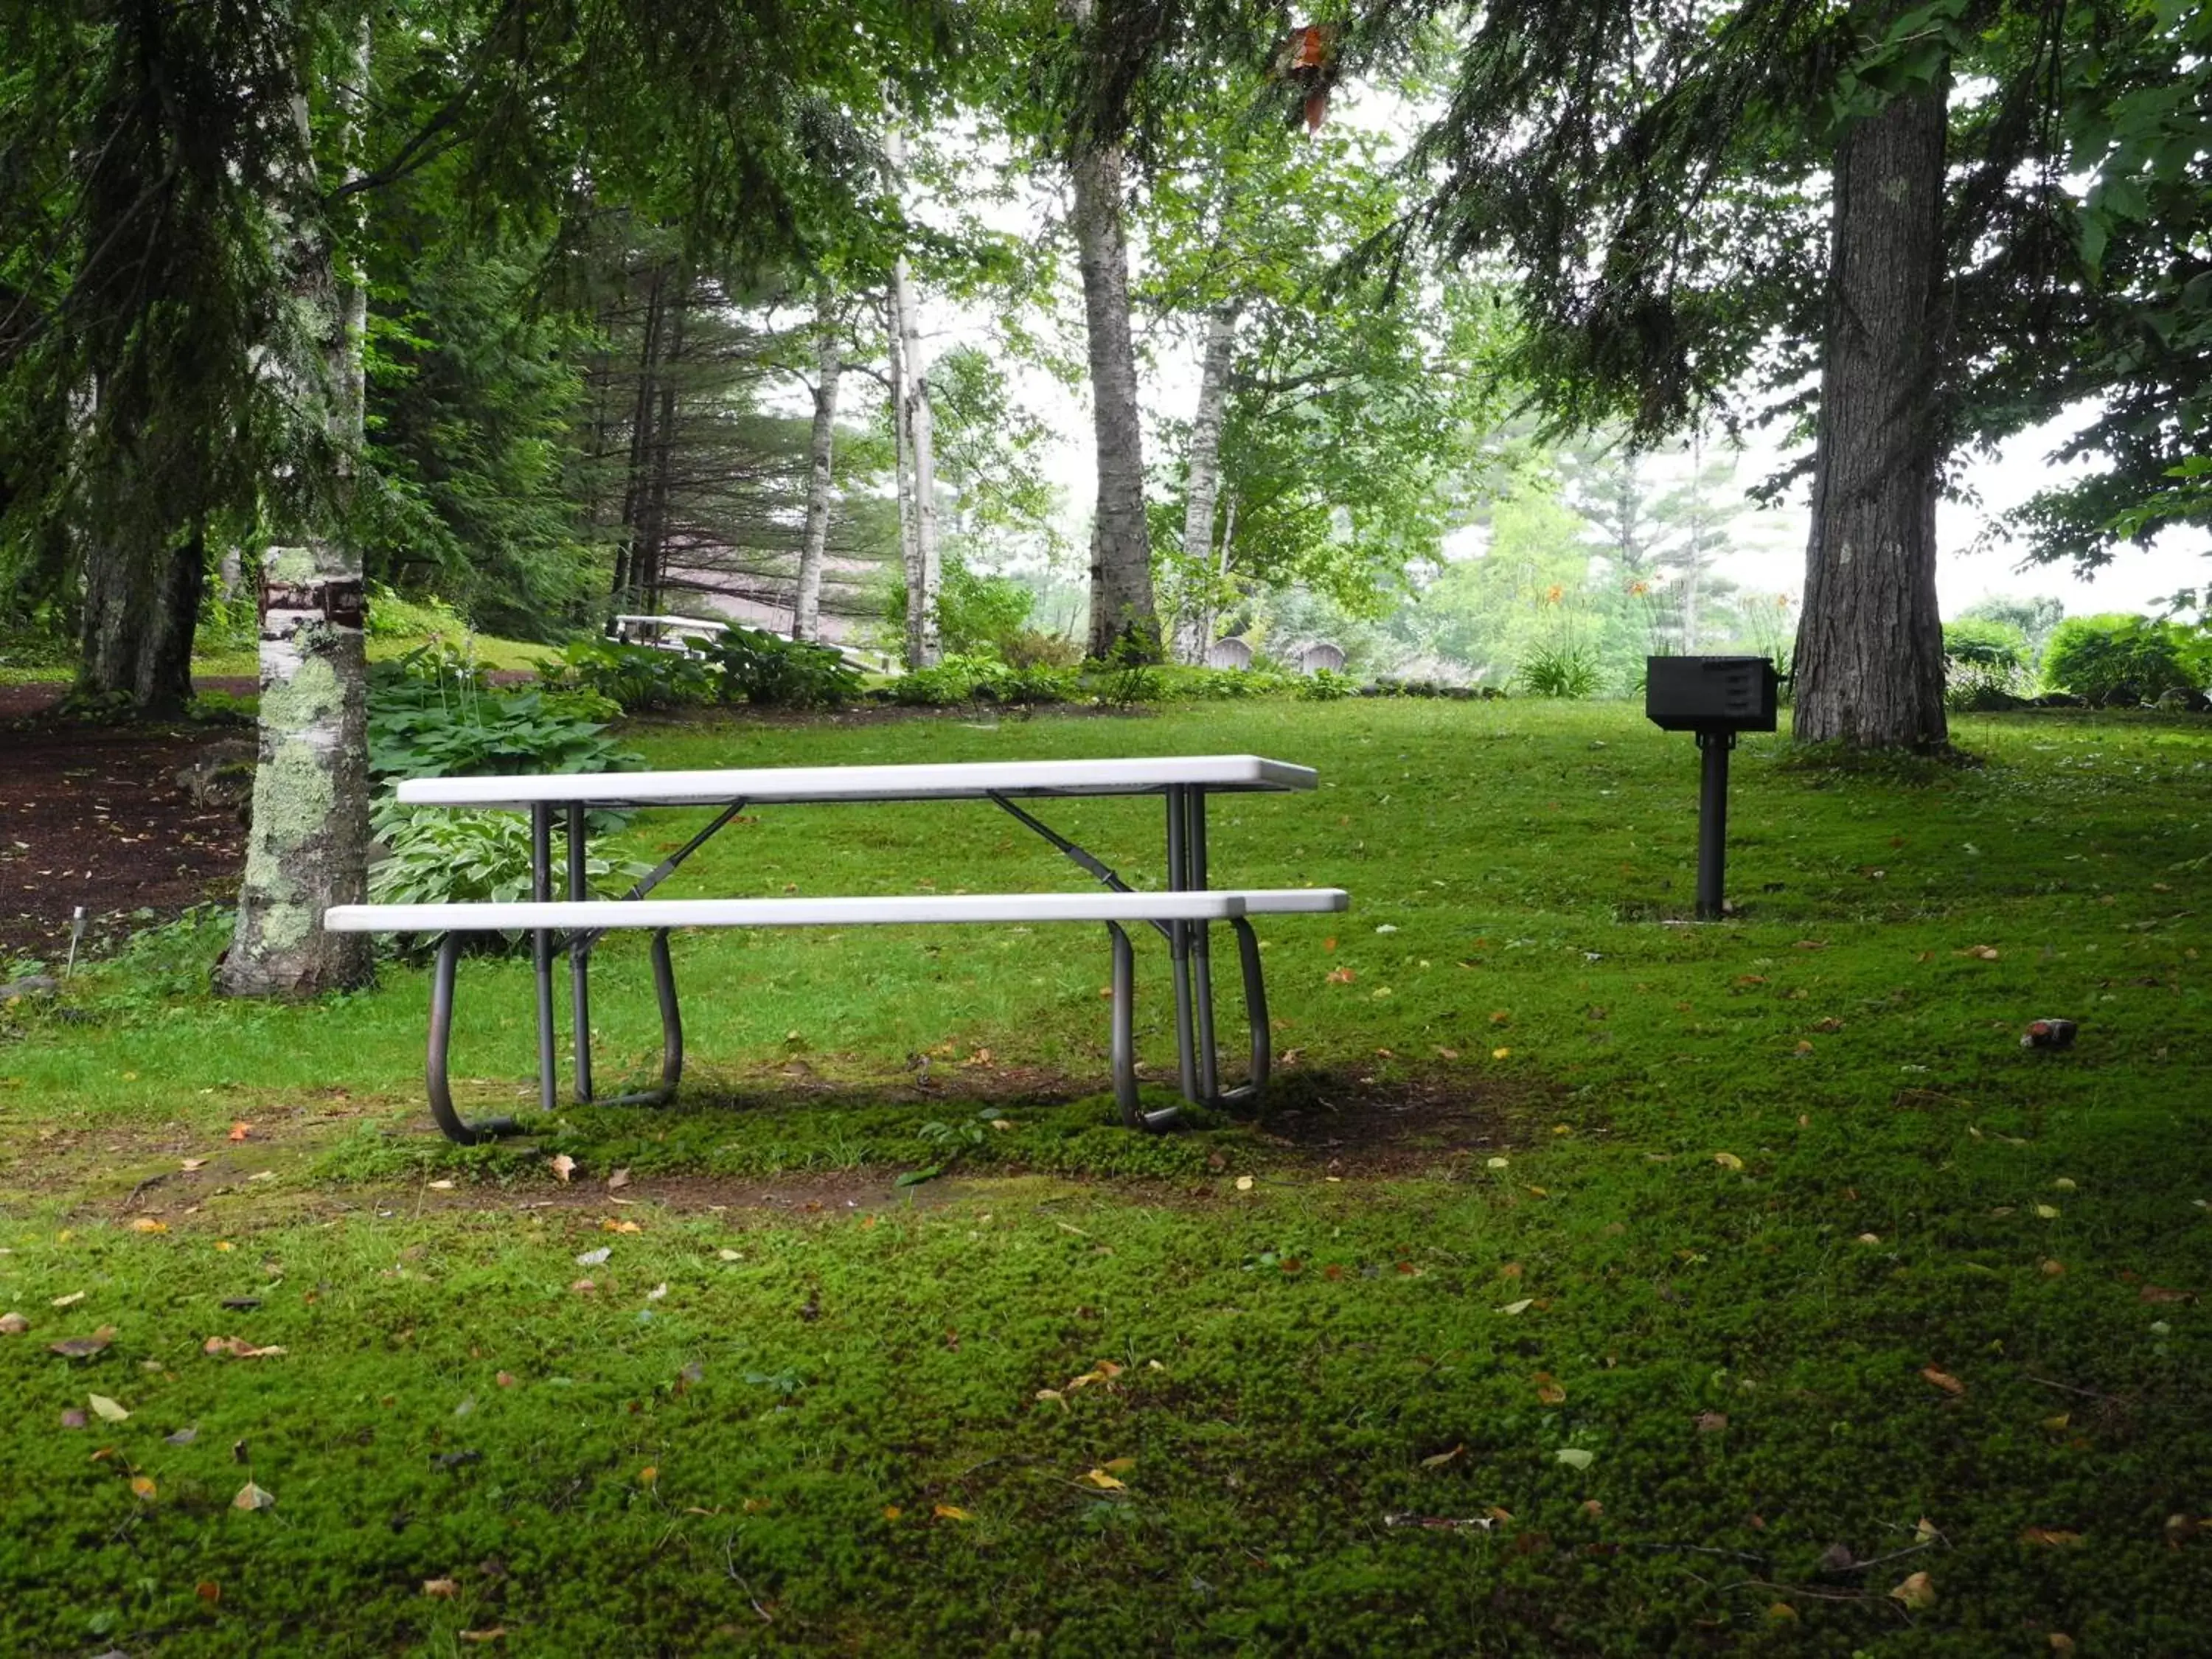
[394,754,1318,810]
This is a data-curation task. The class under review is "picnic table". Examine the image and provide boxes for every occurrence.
[327,755,1346,1142]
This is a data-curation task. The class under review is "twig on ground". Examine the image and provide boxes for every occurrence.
[122,1171,167,1211]
[2028,1374,2118,1401]
[722,1535,774,1623]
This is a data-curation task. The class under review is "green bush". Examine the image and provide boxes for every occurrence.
[1298,667,1361,701]
[883,654,1072,708]
[543,637,717,712]
[1154,667,1301,701]
[369,657,636,783]
[1000,628,1082,669]
[368,805,639,952]
[703,626,860,709]
[1943,619,2031,709]
[2042,613,2198,703]
[1515,646,1601,699]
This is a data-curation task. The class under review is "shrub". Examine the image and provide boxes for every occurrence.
[1516,646,1601,699]
[1000,628,1082,669]
[1154,667,1301,701]
[369,657,636,783]
[1298,668,1360,701]
[883,654,1072,707]
[369,805,639,952]
[703,627,860,708]
[543,638,717,712]
[1943,619,2031,709]
[2042,613,2198,703]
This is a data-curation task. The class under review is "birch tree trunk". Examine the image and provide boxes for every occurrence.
[791,276,841,643]
[1173,305,1237,664]
[223,20,372,996]
[1062,0,1158,661]
[883,288,920,658]
[884,125,940,669]
[1792,66,1951,750]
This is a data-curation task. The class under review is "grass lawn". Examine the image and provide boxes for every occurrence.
[1,698,2208,1655]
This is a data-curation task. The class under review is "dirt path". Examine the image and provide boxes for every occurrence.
[1,688,253,966]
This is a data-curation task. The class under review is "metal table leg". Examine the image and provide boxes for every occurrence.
[1164,787,1199,1102]
[1187,787,1221,1102]
[567,804,593,1104]
[426,934,522,1145]
[529,804,557,1114]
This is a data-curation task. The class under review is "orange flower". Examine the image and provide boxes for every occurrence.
[1544,584,1565,605]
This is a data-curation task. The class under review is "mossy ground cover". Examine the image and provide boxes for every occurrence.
[1,699,2208,1655]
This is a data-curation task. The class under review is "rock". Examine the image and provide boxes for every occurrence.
[174,739,259,817]
[2155,687,2210,713]
[0,975,58,1001]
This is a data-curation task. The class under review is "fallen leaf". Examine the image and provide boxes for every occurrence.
[0,1312,26,1334]
[127,1217,168,1234]
[458,1630,507,1644]
[1694,1411,1728,1434]
[2040,1258,2065,1276]
[1419,1444,1465,1469]
[1496,1298,1534,1316]
[1081,1467,1127,1489]
[646,1282,668,1301]
[1325,967,1355,984]
[1767,1601,1799,1622]
[58,1408,86,1428]
[1234,1175,1254,1192]
[637,1465,658,1486]
[1713,1152,1745,1171]
[602,1219,641,1234]
[2164,1513,2199,1548]
[1889,1571,1936,1609]
[1491,1047,1512,1060]
[933,1504,973,1521]
[228,1121,251,1141]
[88,1393,129,1423]
[569,1279,596,1294]
[180,1158,207,1172]
[1858,1234,1882,1246]
[1915,1517,1939,1544]
[1534,1373,1567,1405]
[2034,1204,2061,1220]
[1102,1457,1135,1472]
[607,1168,631,1192]
[2140,1284,2193,1304]
[195,1582,220,1604]
[130,1475,156,1500]
[1485,1155,1510,1169]
[50,1290,85,1309]
[1034,1388,1066,1410]
[2020,1527,2084,1547]
[1554,1448,1596,1471]
[575,1247,611,1267]
[232,1481,276,1511]
[550,1155,576,1183]
[427,1180,455,1192]
[423,1578,459,1597]
[882,1505,903,1520]
[2041,1413,2070,1432]
[1921,1366,1966,1397]
[717,1248,742,1262]
[203,1335,286,1358]
[2049,1636,2076,1655]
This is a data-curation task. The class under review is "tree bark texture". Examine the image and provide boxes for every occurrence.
[1173,306,1237,664]
[891,252,941,667]
[223,21,373,997]
[79,513,203,716]
[1792,72,1951,750]
[792,277,841,643]
[1065,81,1159,660]
[883,288,921,658]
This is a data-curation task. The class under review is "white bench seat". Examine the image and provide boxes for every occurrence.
[326,888,1344,936]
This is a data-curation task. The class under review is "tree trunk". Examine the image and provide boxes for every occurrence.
[79,511,203,717]
[1062,0,1159,661]
[883,288,922,661]
[883,125,940,669]
[223,20,374,997]
[639,268,687,616]
[792,276,841,643]
[1792,70,1951,750]
[1173,305,1237,664]
[611,260,669,618]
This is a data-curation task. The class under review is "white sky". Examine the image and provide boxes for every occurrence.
[895,83,2209,624]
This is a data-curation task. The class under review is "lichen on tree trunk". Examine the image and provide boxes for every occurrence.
[1172,306,1237,664]
[222,541,373,995]
[222,19,373,996]
[1792,69,1952,751]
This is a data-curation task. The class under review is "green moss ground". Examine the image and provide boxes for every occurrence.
[1,699,2208,1654]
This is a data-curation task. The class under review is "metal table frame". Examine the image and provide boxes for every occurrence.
[417,767,1304,1144]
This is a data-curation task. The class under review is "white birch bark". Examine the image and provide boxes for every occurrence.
[883,287,920,658]
[791,276,841,642]
[883,123,940,669]
[1173,305,1237,664]
[223,18,373,996]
